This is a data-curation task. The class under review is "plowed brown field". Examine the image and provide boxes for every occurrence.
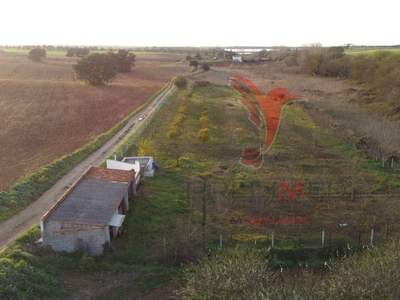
[0,53,187,190]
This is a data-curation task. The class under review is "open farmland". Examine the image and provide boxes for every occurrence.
[0,53,187,190]
[1,53,400,299]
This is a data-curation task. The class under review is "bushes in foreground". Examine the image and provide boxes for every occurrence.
[178,241,400,299]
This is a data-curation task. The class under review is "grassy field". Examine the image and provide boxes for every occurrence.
[345,46,400,55]
[0,52,187,190]
[1,57,400,298]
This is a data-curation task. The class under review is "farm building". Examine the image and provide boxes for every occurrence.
[232,56,242,62]
[107,156,155,177]
[106,158,141,193]
[40,166,137,256]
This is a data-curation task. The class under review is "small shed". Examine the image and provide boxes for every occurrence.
[232,56,242,62]
[122,156,155,177]
[106,159,141,193]
[40,166,136,256]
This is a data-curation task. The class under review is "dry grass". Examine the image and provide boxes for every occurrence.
[0,53,187,190]
[179,61,400,246]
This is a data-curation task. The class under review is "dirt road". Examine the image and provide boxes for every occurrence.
[0,83,174,252]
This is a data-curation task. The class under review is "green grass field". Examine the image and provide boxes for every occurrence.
[345,46,400,55]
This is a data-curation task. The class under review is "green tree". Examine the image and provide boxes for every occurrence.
[199,115,210,128]
[189,60,199,71]
[28,48,46,62]
[197,128,210,144]
[174,76,188,89]
[327,46,345,59]
[66,48,75,57]
[200,63,210,71]
[163,135,187,167]
[137,138,158,157]
[76,47,90,57]
[113,49,136,72]
[0,257,62,299]
[301,53,323,75]
[72,53,118,86]
[223,50,235,60]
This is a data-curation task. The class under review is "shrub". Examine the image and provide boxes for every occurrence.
[174,76,188,89]
[0,258,61,299]
[200,63,210,71]
[320,56,350,77]
[283,55,299,67]
[178,248,274,299]
[197,128,210,144]
[301,53,323,75]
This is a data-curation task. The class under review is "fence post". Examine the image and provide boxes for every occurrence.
[322,230,325,248]
[371,229,374,247]
[271,233,275,248]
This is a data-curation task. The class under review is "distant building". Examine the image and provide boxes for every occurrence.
[40,166,136,256]
[232,56,242,63]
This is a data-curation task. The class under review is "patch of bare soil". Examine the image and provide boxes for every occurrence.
[189,61,358,100]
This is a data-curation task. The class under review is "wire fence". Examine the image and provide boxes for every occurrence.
[134,224,399,266]
[109,81,176,161]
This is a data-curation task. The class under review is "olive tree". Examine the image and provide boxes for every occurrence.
[28,48,46,62]
[72,53,118,86]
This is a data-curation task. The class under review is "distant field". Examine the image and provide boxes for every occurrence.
[345,46,400,55]
[0,52,187,190]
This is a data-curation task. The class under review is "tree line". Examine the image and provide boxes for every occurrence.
[27,47,136,85]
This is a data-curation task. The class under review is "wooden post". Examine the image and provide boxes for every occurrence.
[322,230,325,248]
[371,229,374,246]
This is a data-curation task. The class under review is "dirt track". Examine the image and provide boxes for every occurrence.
[0,84,174,252]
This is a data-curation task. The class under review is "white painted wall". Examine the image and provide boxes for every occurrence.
[106,159,140,174]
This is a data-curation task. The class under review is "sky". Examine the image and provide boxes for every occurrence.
[1,0,398,48]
